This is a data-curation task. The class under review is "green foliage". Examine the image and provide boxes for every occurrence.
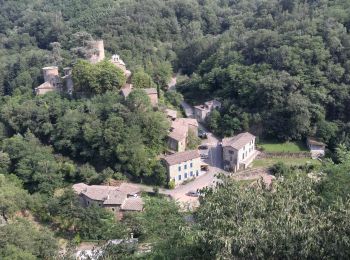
[270,162,292,177]
[193,174,350,259]
[258,140,308,152]
[168,179,175,189]
[131,69,155,89]
[187,129,201,150]
[1,133,64,193]
[164,90,184,108]
[318,145,350,205]
[72,60,126,94]
[0,219,58,259]
[1,91,169,185]
[0,174,31,222]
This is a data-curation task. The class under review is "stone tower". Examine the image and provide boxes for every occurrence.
[42,66,60,89]
[88,40,105,64]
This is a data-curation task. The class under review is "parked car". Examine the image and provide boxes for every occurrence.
[198,144,209,150]
[198,145,209,159]
[198,130,208,139]
[186,190,200,197]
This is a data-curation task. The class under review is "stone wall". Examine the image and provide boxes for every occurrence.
[257,151,311,159]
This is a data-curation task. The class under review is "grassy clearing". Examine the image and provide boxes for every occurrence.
[253,158,321,168]
[258,140,308,152]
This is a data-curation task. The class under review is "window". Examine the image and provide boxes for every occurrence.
[87,201,90,205]
[112,208,115,212]
[178,166,181,172]
[196,170,199,176]
[184,173,188,179]
[190,171,193,177]
[98,203,101,207]
[190,162,193,168]
[184,164,187,170]
[178,175,182,181]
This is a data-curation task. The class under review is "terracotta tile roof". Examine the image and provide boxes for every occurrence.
[168,120,188,141]
[163,150,200,165]
[72,183,88,194]
[194,100,221,111]
[35,82,55,90]
[307,137,326,147]
[165,109,177,119]
[103,190,127,205]
[72,182,143,208]
[168,128,187,141]
[120,84,133,98]
[121,197,144,211]
[177,118,198,128]
[118,183,142,195]
[80,185,116,201]
[222,132,255,150]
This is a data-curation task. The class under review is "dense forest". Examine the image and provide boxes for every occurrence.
[1,0,350,144]
[1,0,350,258]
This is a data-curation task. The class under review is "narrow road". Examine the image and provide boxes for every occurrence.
[181,101,194,118]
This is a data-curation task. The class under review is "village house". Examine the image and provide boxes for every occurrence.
[168,124,187,152]
[222,132,258,172]
[194,99,221,123]
[120,84,159,107]
[72,183,144,218]
[307,137,326,159]
[165,108,177,121]
[167,118,199,152]
[162,150,203,186]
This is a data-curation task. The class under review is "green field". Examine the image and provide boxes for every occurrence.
[253,158,321,168]
[258,140,308,152]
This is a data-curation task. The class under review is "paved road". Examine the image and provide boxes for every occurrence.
[181,101,194,118]
[167,125,228,208]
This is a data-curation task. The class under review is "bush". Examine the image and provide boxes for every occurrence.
[168,179,175,189]
[270,162,292,177]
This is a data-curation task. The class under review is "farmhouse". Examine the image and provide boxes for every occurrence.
[222,132,258,172]
[307,137,326,159]
[162,150,202,186]
[194,99,221,123]
[167,118,199,152]
[72,183,144,217]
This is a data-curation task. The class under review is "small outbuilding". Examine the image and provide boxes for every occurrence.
[307,137,326,159]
